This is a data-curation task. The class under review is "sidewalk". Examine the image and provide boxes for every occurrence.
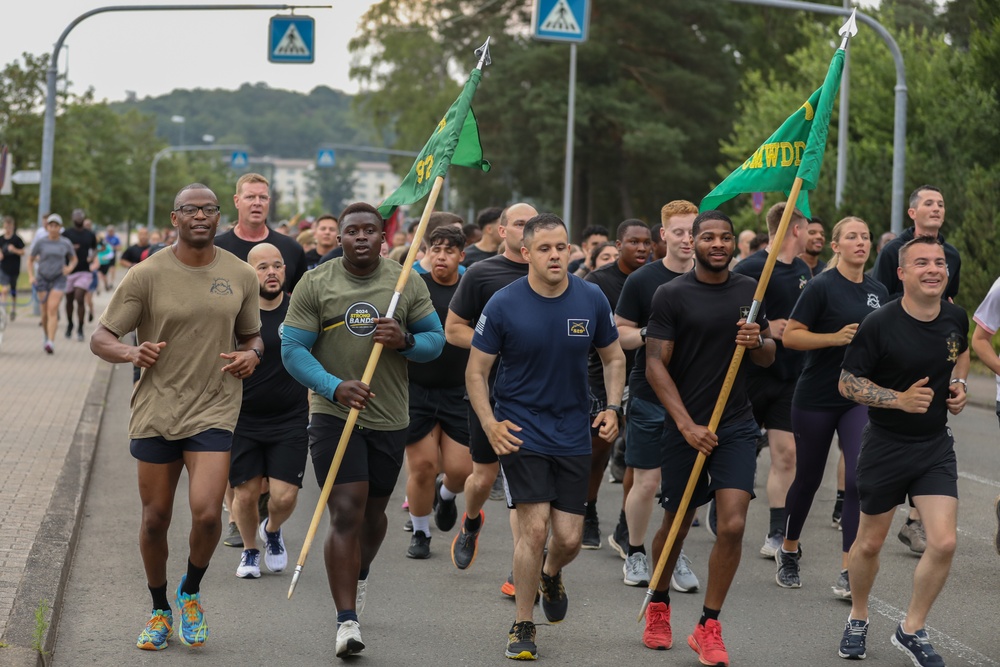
[0,290,113,666]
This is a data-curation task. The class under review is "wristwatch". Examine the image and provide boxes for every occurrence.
[639,327,647,342]
[753,335,764,350]
[606,404,624,416]
[251,348,263,362]
[402,332,416,351]
[950,378,968,392]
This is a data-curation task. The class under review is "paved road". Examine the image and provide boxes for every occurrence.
[52,361,1000,665]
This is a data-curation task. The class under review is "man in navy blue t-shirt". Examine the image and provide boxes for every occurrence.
[468,214,625,661]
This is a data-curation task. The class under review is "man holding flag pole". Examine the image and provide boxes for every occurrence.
[637,11,854,666]
[281,39,492,659]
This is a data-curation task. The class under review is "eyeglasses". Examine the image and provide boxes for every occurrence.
[173,204,221,217]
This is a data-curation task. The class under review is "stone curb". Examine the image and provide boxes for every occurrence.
[1,362,113,667]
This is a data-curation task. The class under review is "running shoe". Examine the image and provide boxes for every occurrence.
[490,473,506,501]
[403,517,413,532]
[891,624,944,667]
[705,498,718,538]
[538,571,568,623]
[451,511,484,570]
[174,576,208,647]
[832,569,851,599]
[643,602,672,650]
[434,478,458,532]
[76,329,84,342]
[401,497,409,511]
[501,572,516,598]
[44,340,54,354]
[898,519,927,554]
[608,517,629,560]
[582,509,601,549]
[258,518,287,572]
[407,532,431,559]
[774,548,801,589]
[623,552,650,587]
[336,620,365,658]
[356,577,368,616]
[838,617,868,660]
[671,550,699,593]
[136,609,173,651]
[832,503,843,529]
[688,619,729,666]
[65,322,73,339]
[760,528,783,558]
[236,548,261,579]
[505,620,537,660]
[994,494,1000,556]
[223,521,243,548]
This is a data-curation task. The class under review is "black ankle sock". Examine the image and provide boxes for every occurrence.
[465,513,482,532]
[769,508,785,535]
[149,583,169,612]
[627,543,645,557]
[358,567,370,581]
[834,490,845,512]
[585,501,598,518]
[651,589,670,605]
[181,560,208,595]
[699,606,721,626]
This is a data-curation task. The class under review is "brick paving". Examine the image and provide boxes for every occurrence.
[0,289,110,640]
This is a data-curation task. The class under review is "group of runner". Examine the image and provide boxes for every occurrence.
[87,174,991,667]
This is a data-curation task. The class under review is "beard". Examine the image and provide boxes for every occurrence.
[260,284,283,300]
[694,246,732,273]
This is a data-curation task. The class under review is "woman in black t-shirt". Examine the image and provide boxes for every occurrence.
[775,217,889,595]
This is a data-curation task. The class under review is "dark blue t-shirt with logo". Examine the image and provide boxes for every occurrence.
[472,276,618,456]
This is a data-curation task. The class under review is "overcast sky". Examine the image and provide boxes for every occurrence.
[4,1,380,102]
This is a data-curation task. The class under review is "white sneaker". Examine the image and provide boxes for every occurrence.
[623,551,650,587]
[236,548,261,578]
[336,620,365,657]
[760,530,783,558]
[356,578,368,615]
[258,518,287,572]
[670,550,699,593]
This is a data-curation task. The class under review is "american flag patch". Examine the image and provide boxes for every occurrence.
[475,314,487,335]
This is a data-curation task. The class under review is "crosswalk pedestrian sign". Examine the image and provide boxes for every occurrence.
[269,15,315,64]
[317,149,335,168]
[231,151,249,169]
[532,0,590,43]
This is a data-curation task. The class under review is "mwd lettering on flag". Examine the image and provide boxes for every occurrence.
[701,49,845,218]
[378,68,491,219]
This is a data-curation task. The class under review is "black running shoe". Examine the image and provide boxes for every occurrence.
[538,571,568,623]
[406,532,431,559]
[775,547,801,588]
[451,511,483,570]
[838,617,868,660]
[505,621,537,660]
[434,478,458,532]
[223,521,243,548]
[608,516,629,559]
[582,509,601,550]
[891,624,945,667]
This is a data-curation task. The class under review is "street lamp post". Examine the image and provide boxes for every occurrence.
[170,115,186,146]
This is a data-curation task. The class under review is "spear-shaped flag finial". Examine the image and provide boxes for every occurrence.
[839,8,858,49]
[475,36,492,70]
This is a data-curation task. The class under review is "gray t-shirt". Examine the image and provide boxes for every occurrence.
[31,237,75,280]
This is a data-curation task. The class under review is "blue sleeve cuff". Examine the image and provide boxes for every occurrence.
[280,325,342,402]
[401,312,445,363]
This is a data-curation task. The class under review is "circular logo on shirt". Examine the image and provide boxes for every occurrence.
[345,302,380,337]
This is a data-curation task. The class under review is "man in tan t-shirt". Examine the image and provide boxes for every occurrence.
[91,183,262,652]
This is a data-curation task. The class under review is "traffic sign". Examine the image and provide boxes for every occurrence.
[10,170,41,185]
[269,15,315,64]
[317,149,335,168]
[230,151,249,169]
[532,0,590,43]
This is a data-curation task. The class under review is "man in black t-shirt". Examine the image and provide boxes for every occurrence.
[800,217,827,276]
[403,226,471,559]
[305,214,338,269]
[62,208,98,341]
[641,210,775,662]
[119,226,151,270]
[581,219,650,550]
[836,236,968,664]
[445,202,535,582]
[230,243,308,580]
[461,206,502,268]
[0,216,25,321]
[733,202,812,558]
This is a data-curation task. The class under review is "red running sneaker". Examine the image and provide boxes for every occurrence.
[643,602,672,650]
[687,619,729,666]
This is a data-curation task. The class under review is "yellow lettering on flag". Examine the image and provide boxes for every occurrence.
[780,142,794,167]
[794,141,806,166]
[801,101,814,121]
[764,143,780,168]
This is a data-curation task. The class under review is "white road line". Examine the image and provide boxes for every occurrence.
[959,471,1000,489]
[869,595,999,666]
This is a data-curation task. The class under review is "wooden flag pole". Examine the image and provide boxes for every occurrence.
[289,176,445,600]
[637,177,804,622]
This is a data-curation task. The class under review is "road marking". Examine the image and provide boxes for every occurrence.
[959,471,1000,489]
[869,595,999,666]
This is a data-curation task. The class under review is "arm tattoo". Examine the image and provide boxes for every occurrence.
[646,338,673,365]
[839,370,897,407]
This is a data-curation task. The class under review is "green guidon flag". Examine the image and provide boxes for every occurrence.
[378,68,491,219]
[701,48,846,218]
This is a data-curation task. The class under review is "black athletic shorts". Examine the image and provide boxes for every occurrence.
[469,400,498,465]
[747,374,795,432]
[130,428,232,464]
[406,382,470,445]
[856,424,958,516]
[499,448,590,515]
[229,428,309,488]
[625,396,668,470]
[659,418,759,512]
[308,413,408,498]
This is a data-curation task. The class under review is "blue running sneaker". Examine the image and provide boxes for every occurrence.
[175,575,208,647]
[136,609,172,650]
[838,617,868,660]
[891,624,945,667]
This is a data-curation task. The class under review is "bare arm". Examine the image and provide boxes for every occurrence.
[838,369,933,413]
[646,337,718,455]
[90,324,166,367]
[614,314,644,351]
[946,349,970,415]
[466,346,522,455]
[219,331,264,378]
[783,319,858,351]
[445,309,474,349]
[972,325,1000,377]
[593,340,626,442]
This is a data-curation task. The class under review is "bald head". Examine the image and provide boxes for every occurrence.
[499,202,538,256]
[247,242,285,298]
[247,242,281,267]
